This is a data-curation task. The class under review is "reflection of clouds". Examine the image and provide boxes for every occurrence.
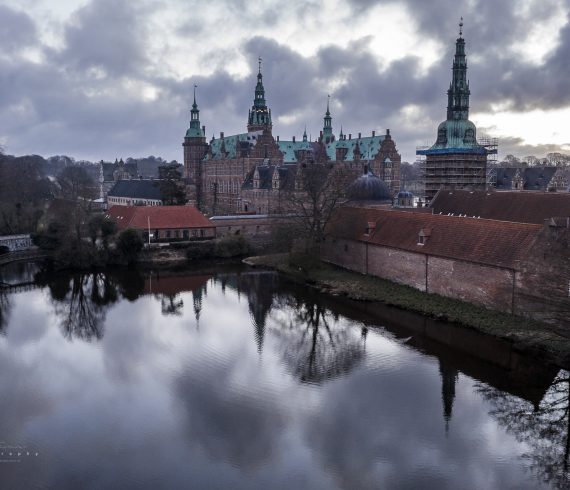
[302,359,543,490]
[0,271,555,489]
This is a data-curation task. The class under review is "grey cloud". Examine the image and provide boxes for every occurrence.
[0,0,568,164]
[0,5,38,53]
[55,0,149,77]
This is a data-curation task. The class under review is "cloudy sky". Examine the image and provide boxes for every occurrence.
[0,0,569,164]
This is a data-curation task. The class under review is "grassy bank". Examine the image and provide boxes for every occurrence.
[245,253,570,369]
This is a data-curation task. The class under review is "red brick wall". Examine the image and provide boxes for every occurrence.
[427,256,514,312]
[367,246,427,291]
[321,239,515,312]
[321,238,367,274]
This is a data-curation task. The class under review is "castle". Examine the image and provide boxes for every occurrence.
[183,60,401,215]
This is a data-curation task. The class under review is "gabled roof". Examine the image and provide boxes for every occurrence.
[106,205,214,230]
[494,167,557,190]
[278,140,312,163]
[325,135,386,161]
[101,161,138,181]
[430,189,570,224]
[242,164,297,190]
[205,131,263,160]
[108,180,163,200]
[327,206,542,269]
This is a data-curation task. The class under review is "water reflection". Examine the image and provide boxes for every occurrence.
[272,298,365,383]
[34,273,118,341]
[479,371,570,489]
[1,267,568,489]
[0,287,10,334]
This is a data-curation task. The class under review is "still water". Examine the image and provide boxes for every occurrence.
[0,263,568,490]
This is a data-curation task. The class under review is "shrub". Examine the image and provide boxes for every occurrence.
[214,235,250,258]
[116,228,144,265]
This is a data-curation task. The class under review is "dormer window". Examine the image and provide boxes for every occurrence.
[418,228,431,245]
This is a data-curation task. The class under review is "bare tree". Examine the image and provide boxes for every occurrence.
[284,163,352,253]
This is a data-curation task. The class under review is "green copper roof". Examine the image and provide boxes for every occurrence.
[205,131,263,160]
[186,85,204,138]
[325,135,386,161]
[278,140,312,163]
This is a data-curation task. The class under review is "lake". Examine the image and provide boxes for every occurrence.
[0,263,568,489]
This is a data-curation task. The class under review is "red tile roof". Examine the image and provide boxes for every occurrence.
[328,206,543,269]
[106,205,214,230]
[430,189,570,224]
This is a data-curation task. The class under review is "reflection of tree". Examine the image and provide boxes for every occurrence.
[51,273,118,342]
[479,370,570,489]
[160,294,184,316]
[0,288,11,335]
[272,296,365,383]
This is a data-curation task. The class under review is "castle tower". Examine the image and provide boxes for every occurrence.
[321,95,334,144]
[417,19,489,202]
[247,58,273,133]
[183,85,209,210]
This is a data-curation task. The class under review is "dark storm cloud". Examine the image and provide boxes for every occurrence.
[55,0,149,77]
[0,0,568,162]
[0,5,37,53]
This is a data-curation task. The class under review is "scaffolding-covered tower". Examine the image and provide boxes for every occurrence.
[417,20,497,202]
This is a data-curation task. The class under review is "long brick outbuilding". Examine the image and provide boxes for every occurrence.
[322,206,570,328]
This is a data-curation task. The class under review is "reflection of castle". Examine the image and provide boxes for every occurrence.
[183,62,401,214]
[216,272,277,352]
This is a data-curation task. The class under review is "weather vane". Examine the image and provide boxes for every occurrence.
[459,17,463,37]
[258,57,262,73]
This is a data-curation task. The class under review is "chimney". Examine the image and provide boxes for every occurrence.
[220,131,224,139]
[386,128,391,136]
[277,135,279,141]
[358,132,361,139]
[202,125,206,135]
[293,136,296,142]
[372,130,375,137]
[320,131,323,137]
[349,133,352,140]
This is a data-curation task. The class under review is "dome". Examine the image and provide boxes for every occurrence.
[433,119,479,149]
[347,170,392,202]
[397,190,414,198]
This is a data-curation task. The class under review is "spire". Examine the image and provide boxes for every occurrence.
[446,18,470,121]
[322,95,334,143]
[186,83,204,138]
[303,125,308,142]
[248,57,272,131]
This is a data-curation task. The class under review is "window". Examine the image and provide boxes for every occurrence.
[175,230,180,238]
[200,229,204,237]
[166,230,171,238]
[418,235,425,245]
